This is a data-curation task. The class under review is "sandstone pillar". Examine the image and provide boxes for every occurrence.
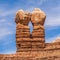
[15,8,46,52]
[31,8,46,48]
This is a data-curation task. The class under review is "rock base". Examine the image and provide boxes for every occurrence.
[0,42,60,60]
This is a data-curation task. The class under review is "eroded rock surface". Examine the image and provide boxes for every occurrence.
[15,8,46,52]
[0,8,60,60]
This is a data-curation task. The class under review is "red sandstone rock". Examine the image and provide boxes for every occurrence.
[15,8,46,51]
[31,8,46,25]
[0,8,60,60]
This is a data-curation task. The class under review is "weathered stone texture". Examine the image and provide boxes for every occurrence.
[31,8,46,48]
[0,8,60,60]
[0,47,60,60]
[15,8,46,52]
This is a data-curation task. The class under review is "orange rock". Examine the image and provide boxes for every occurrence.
[0,8,60,60]
[31,8,46,25]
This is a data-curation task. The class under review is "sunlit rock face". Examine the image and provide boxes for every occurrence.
[31,8,46,47]
[0,8,60,60]
[31,8,46,25]
[15,9,30,25]
[15,8,46,52]
[15,10,31,52]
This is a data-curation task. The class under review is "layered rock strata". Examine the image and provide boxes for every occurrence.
[0,8,60,60]
[15,8,46,52]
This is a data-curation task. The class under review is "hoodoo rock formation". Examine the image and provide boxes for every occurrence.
[15,9,31,52]
[0,8,60,60]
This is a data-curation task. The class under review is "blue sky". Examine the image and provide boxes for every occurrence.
[0,0,60,54]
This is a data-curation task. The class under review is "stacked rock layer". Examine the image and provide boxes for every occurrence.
[15,8,46,52]
[0,8,60,60]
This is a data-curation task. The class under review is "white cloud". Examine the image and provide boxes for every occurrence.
[45,16,60,27]
[0,19,6,23]
[37,0,48,5]
[45,5,60,27]
[0,18,14,27]
[0,28,13,39]
[26,7,35,12]
[0,10,15,39]
[51,5,60,12]
[0,0,48,17]
[0,9,16,17]
[29,0,48,6]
